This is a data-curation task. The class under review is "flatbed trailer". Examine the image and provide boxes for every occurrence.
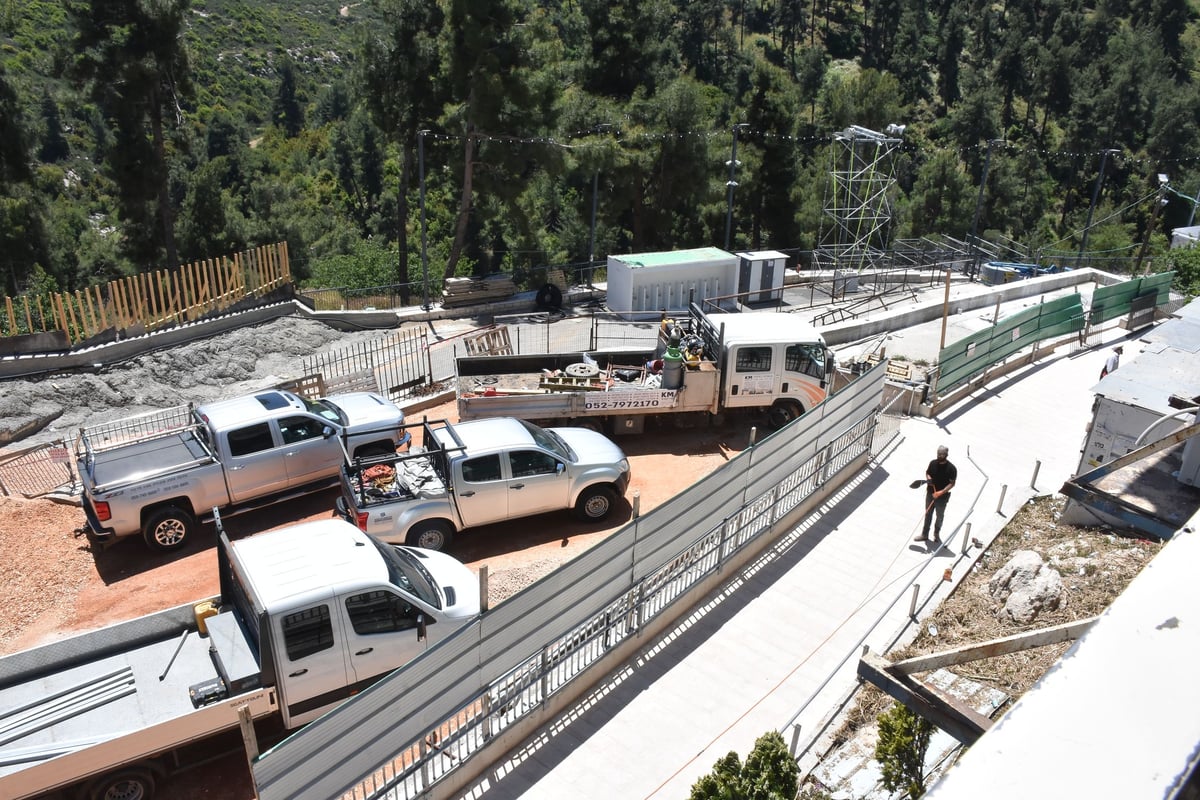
[456,304,834,433]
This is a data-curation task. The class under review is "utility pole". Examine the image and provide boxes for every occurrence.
[1078,148,1120,266]
[968,139,1004,281]
[418,129,430,311]
[1135,175,1170,274]
[588,124,612,288]
[724,123,748,251]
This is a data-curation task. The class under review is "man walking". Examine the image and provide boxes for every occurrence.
[1100,345,1123,379]
[915,445,957,547]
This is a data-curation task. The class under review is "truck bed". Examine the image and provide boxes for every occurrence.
[0,624,217,780]
[0,600,278,800]
[84,428,215,491]
[455,350,720,422]
[346,450,448,508]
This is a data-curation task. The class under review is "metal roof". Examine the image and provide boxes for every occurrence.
[1094,316,1200,412]
[609,247,735,268]
[231,519,388,614]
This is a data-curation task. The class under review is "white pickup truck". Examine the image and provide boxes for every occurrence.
[338,417,631,551]
[0,517,480,800]
[76,389,408,552]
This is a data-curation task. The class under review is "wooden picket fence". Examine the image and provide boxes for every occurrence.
[1,242,291,343]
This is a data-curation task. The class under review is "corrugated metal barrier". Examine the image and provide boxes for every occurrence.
[252,364,888,800]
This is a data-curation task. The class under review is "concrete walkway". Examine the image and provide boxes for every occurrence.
[460,305,1137,799]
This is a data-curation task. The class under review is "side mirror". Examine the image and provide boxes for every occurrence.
[323,425,336,439]
[417,614,427,641]
[556,462,565,475]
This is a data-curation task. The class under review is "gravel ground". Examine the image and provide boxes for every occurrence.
[0,316,390,449]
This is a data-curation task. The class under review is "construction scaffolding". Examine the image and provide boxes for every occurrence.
[819,124,906,272]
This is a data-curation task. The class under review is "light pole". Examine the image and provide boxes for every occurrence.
[969,139,1004,280]
[724,123,748,251]
[418,129,430,311]
[588,124,612,287]
[1078,148,1120,265]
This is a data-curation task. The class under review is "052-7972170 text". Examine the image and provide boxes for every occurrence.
[583,391,678,412]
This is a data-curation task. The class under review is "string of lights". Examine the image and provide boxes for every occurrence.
[416,127,1200,167]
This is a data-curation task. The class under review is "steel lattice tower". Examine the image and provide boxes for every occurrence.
[819,124,905,271]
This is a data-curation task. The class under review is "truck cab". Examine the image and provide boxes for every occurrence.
[215,519,480,728]
[692,306,833,428]
[196,390,406,496]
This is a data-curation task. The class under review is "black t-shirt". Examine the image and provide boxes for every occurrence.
[926,459,958,492]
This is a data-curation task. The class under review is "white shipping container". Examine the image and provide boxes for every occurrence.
[607,247,739,320]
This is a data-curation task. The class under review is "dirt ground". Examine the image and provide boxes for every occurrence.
[0,387,745,799]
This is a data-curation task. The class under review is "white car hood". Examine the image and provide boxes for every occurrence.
[326,392,405,431]
[551,427,628,468]
[397,546,481,621]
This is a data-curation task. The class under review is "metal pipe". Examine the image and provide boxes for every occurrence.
[909,584,920,618]
[996,483,1008,514]
[1030,459,1042,490]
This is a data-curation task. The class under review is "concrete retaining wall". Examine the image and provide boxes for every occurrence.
[0,271,1104,382]
[820,268,1109,347]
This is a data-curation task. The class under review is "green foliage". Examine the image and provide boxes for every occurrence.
[304,237,400,290]
[1,0,1200,311]
[875,702,934,799]
[1166,247,1200,296]
[688,731,798,800]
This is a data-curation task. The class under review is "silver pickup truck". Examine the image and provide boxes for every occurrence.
[338,417,631,551]
[77,389,408,552]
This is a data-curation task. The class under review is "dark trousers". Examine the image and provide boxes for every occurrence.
[922,490,949,538]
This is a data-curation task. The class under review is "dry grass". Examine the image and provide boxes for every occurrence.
[828,494,1161,745]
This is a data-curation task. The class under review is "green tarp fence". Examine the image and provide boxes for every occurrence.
[936,293,1085,394]
[1088,272,1174,325]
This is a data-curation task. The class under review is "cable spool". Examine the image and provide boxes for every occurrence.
[535,283,562,311]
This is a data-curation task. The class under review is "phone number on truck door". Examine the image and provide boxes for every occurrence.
[583,390,678,411]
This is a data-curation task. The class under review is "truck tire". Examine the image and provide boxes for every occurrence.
[573,485,616,521]
[406,520,454,551]
[84,766,156,800]
[766,400,804,431]
[142,506,196,552]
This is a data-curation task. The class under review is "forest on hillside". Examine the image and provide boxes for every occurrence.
[1,0,1199,316]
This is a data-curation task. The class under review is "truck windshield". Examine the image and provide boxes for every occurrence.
[368,535,442,609]
[518,419,574,461]
[301,397,348,427]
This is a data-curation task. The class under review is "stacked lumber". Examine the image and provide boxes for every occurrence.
[442,274,517,307]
